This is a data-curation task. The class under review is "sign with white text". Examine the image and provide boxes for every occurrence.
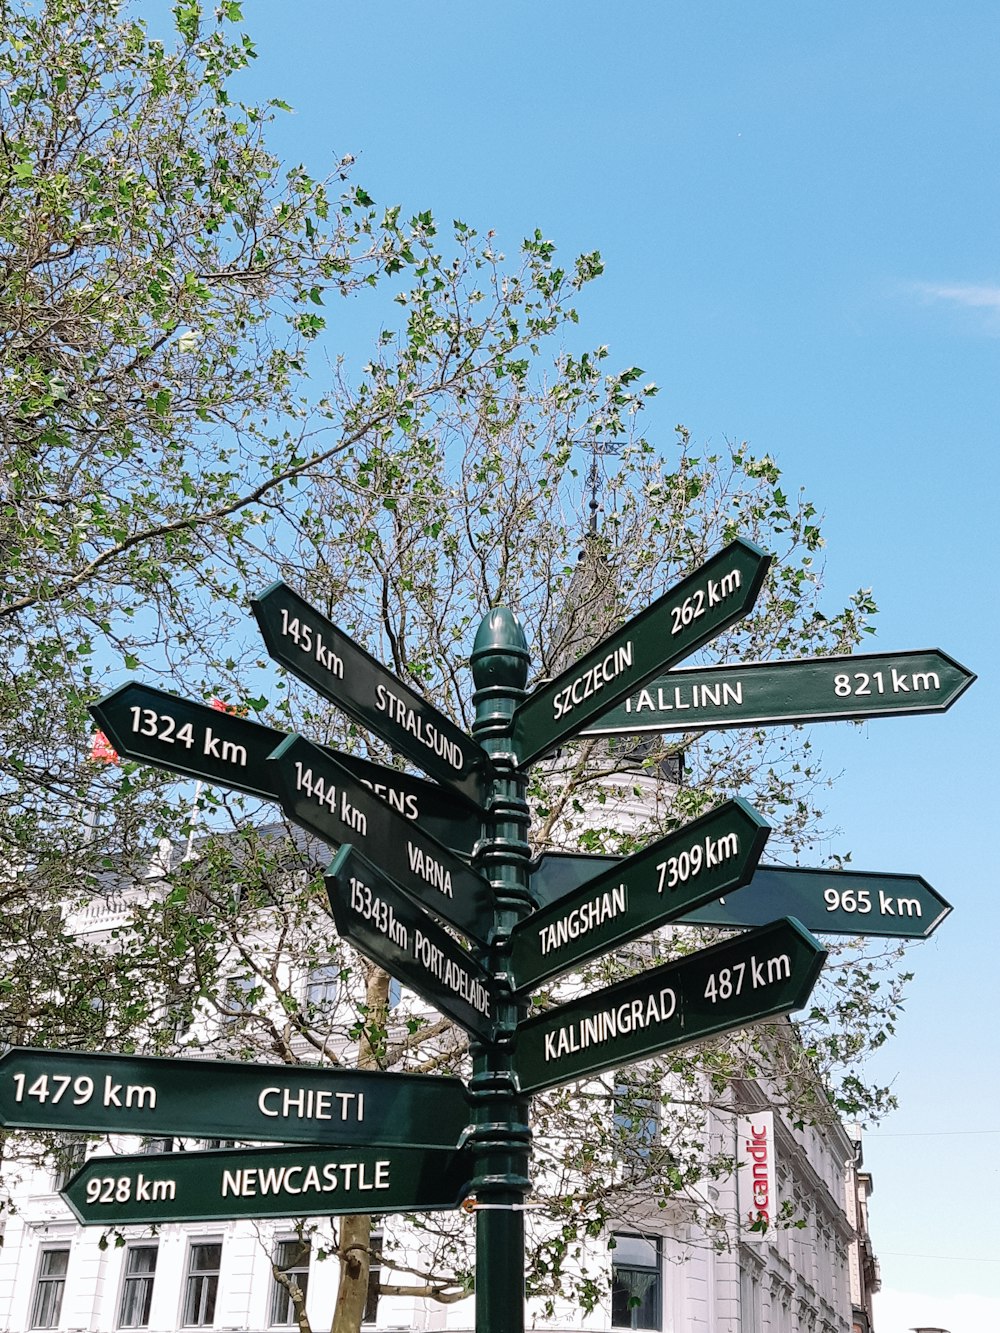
[528,853,950,939]
[253,582,494,806]
[509,799,769,992]
[90,681,480,855]
[326,846,498,1043]
[0,1048,469,1148]
[509,537,770,766]
[270,733,492,943]
[512,917,826,1095]
[580,649,975,736]
[63,1143,473,1225]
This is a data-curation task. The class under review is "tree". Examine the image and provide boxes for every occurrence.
[0,1,907,1328]
[0,0,598,1036]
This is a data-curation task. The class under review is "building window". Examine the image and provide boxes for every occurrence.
[142,1136,175,1155]
[270,1238,310,1326]
[118,1245,157,1328]
[52,1135,88,1191]
[30,1248,69,1329]
[304,963,340,1008]
[362,1231,382,1324]
[222,973,259,1025]
[740,1267,761,1333]
[182,1242,222,1326]
[613,1082,660,1163]
[611,1233,661,1330]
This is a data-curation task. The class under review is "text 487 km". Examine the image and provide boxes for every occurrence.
[703,952,791,1003]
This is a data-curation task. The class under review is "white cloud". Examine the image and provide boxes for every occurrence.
[913,281,1000,310]
[875,1284,1000,1333]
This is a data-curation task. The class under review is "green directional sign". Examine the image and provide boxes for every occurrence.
[529,852,950,940]
[513,917,826,1096]
[579,648,976,737]
[510,537,771,767]
[509,799,769,992]
[528,850,621,908]
[271,734,491,944]
[682,866,951,938]
[326,846,498,1043]
[90,682,481,855]
[0,1048,470,1147]
[63,1142,473,1226]
[252,581,494,808]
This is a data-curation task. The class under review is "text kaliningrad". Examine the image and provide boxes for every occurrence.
[541,987,677,1062]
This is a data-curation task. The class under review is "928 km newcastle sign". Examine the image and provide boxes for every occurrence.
[64,1143,474,1226]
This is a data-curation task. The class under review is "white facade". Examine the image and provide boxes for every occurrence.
[0,1094,862,1333]
[0,787,877,1332]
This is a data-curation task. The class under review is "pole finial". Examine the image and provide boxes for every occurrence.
[470,606,530,694]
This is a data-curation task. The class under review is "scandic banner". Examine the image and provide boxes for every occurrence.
[737,1110,776,1240]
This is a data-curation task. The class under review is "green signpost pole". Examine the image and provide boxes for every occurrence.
[467,608,534,1333]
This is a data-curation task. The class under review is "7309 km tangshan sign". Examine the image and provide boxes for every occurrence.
[78,534,974,1333]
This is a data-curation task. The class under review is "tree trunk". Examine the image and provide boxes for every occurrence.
[331,1212,374,1333]
[330,963,387,1333]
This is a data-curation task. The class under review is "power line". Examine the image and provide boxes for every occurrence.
[867,1128,1000,1137]
[879,1250,1000,1264]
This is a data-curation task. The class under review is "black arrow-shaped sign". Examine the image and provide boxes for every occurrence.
[270,734,492,945]
[325,846,498,1044]
[513,917,826,1095]
[510,537,771,767]
[528,852,951,940]
[253,582,494,808]
[509,798,769,992]
[579,648,976,737]
[89,681,481,856]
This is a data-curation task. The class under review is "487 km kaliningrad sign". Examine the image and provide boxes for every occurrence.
[512,917,826,1095]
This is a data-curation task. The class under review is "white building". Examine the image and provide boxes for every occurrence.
[0,820,878,1333]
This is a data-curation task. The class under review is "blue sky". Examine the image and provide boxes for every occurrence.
[187,3,998,1327]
